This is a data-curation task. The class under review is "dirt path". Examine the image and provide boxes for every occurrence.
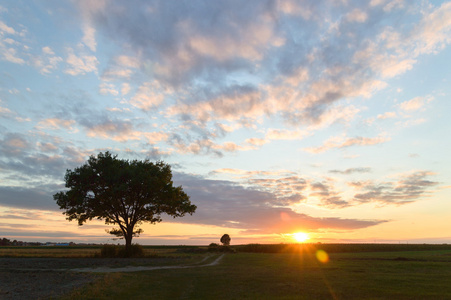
[70,254,225,273]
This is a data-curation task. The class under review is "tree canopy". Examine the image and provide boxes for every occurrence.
[53,152,196,255]
[221,234,231,246]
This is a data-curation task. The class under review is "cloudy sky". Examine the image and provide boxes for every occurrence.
[1,0,451,245]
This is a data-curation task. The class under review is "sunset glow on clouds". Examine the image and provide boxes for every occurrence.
[1,0,450,245]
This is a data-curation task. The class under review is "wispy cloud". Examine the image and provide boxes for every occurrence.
[352,171,439,206]
[304,134,390,153]
[399,96,434,111]
[329,167,372,175]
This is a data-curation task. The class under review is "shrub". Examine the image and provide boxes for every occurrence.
[208,243,235,253]
[100,244,145,258]
[119,244,145,257]
[208,243,220,252]
[100,244,119,257]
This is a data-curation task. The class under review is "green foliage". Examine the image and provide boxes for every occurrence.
[53,152,196,256]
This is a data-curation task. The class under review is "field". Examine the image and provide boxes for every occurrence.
[1,244,451,299]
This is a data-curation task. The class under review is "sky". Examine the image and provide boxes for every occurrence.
[1,0,451,245]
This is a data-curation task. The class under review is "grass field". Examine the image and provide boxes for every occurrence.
[0,245,185,258]
[59,244,451,300]
[2,244,451,299]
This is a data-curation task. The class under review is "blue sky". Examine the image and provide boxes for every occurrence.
[1,0,450,245]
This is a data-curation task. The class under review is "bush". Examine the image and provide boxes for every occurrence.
[208,243,220,252]
[121,244,145,257]
[100,244,119,257]
[208,243,235,253]
[99,244,145,258]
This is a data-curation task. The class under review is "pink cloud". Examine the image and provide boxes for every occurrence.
[304,134,390,153]
[36,118,76,131]
[399,96,433,111]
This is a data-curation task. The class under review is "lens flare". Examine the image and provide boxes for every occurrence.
[316,249,329,263]
[292,232,309,243]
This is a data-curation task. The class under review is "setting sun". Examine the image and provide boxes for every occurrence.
[292,232,309,243]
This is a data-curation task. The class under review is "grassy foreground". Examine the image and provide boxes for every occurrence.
[63,246,451,299]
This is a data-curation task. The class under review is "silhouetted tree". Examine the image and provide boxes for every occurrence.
[54,152,196,256]
[220,234,231,246]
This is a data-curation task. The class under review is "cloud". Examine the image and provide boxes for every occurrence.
[130,82,166,111]
[352,171,438,206]
[210,167,439,210]
[82,23,96,52]
[248,176,308,205]
[166,84,263,124]
[81,117,168,143]
[0,102,13,118]
[0,131,90,182]
[329,167,372,175]
[399,96,434,111]
[0,133,30,155]
[99,82,119,96]
[1,45,25,64]
[308,180,351,209]
[412,2,451,55]
[31,47,63,74]
[0,20,16,35]
[377,111,396,119]
[121,83,131,95]
[210,168,289,178]
[304,134,390,153]
[0,186,57,210]
[346,8,368,23]
[36,118,76,131]
[64,47,98,75]
[265,129,308,140]
[172,173,386,234]
[68,0,451,155]
[245,138,267,147]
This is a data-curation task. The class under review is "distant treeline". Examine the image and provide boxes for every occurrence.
[0,238,40,246]
[0,238,78,247]
[235,243,451,253]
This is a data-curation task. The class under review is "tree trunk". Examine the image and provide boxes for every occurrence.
[124,231,133,257]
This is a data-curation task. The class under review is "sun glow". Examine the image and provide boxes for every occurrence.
[292,232,309,243]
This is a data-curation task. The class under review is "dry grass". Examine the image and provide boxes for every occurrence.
[0,247,100,258]
[0,246,186,258]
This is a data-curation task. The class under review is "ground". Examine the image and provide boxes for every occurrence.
[0,255,221,299]
[0,257,176,299]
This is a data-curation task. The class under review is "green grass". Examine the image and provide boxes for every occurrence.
[65,248,451,299]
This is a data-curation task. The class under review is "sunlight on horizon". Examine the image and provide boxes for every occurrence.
[292,232,310,243]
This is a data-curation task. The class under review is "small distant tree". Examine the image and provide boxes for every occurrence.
[53,152,196,256]
[220,234,231,246]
